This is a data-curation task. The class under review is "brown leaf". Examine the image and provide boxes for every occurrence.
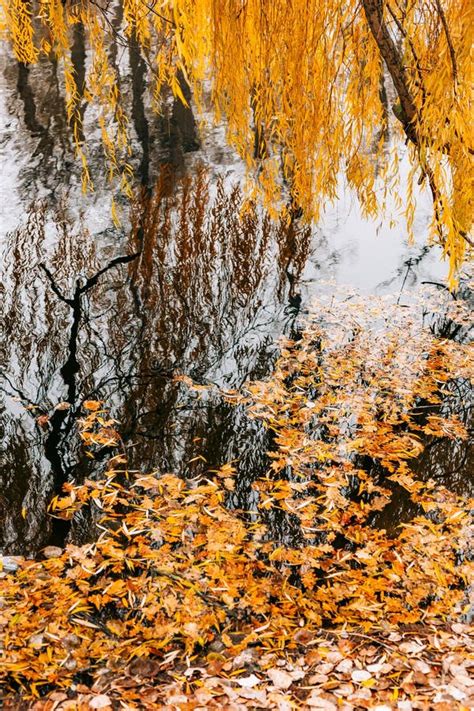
[54,401,71,411]
[36,414,50,429]
[89,695,112,709]
[305,692,337,709]
[83,400,102,411]
[267,668,297,690]
[42,545,63,559]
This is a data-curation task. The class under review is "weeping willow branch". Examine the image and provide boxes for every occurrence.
[434,0,458,87]
[361,0,417,140]
[0,0,471,278]
[361,0,473,260]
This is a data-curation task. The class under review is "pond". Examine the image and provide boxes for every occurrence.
[0,42,472,557]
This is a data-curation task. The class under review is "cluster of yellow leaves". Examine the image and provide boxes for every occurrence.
[0,289,472,705]
[1,466,472,701]
[0,0,143,194]
[1,0,472,277]
[77,401,123,454]
[237,288,472,475]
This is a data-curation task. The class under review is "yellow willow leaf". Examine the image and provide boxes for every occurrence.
[170,74,189,107]
[111,198,121,228]
[0,0,471,274]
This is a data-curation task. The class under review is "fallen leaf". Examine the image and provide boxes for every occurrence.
[336,659,353,674]
[351,670,372,683]
[36,414,50,429]
[267,668,297,690]
[42,546,63,559]
[236,674,261,688]
[305,692,337,709]
[54,401,71,411]
[89,695,112,709]
[83,400,102,411]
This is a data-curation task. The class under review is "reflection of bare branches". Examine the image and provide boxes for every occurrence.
[1,177,314,554]
[1,202,138,553]
[126,166,312,381]
[41,250,140,303]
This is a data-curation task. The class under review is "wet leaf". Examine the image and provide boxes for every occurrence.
[54,401,71,411]
[36,414,50,429]
[83,400,102,411]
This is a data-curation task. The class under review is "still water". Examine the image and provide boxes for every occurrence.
[0,39,471,556]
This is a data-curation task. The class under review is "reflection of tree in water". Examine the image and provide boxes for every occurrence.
[0,170,312,554]
[368,370,473,533]
[1,201,99,552]
[113,165,312,474]
[414,283,473,493]
[2,14,200,206]
[2,168,470,558]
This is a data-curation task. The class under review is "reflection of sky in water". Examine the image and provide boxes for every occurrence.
[0,43,469,556]
[0,43,448,292]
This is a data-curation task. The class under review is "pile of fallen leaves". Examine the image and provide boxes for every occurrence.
[1,288,473,709]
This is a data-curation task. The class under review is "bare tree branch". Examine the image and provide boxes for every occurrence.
[362,0,418,144]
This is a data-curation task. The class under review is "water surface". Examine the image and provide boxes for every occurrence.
[0,41,471,556]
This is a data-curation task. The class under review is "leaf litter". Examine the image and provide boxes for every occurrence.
[1,287,473,708]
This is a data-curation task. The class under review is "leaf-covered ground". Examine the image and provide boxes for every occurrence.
[1,289,473,709]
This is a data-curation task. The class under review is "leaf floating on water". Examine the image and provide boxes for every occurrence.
[54,401,71,411]
[42,546,63,559]
[83,400,102,411]
[36,414,50,429]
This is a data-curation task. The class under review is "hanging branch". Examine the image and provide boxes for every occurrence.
[361,0,473,253]
[434,0,458,88]
[361,0,418,144]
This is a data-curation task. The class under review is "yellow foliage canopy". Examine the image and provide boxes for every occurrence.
[0,0,472,277]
